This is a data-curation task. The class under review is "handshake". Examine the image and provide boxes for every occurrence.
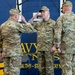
[50,45,62,54]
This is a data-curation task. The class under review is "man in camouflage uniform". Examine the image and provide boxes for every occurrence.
[30,6,55,75]
[0,8,34,75]
[52,1,75,75]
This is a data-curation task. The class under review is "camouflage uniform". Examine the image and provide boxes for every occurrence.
[31,6,55,75]
[54,1,75,75]
[0,8,34,75]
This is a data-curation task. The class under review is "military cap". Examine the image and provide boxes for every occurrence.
[61,1,72,9]
[9,8,19,15]
[39,6,49,12]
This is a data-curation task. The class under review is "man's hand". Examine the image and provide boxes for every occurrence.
[57,48,62,54]
[51,45,62,54]
[29,12,39,23]
[51,45,56,53]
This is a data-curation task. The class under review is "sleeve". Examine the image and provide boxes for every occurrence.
[16,22,36,33]
[54,16,63,48]
[29,21,41,30]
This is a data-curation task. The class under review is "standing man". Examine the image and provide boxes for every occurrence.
[52,1,75,75]
[0,8,34,75]
[30,6,55,75]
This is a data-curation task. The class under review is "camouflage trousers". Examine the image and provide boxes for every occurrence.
[59,54,75,75]
[37,51,54,75]
[3,56,22,75]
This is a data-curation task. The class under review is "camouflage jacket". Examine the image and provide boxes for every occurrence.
[32,19,55,51]
[0,18,34,57]
[54,12,75,54]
